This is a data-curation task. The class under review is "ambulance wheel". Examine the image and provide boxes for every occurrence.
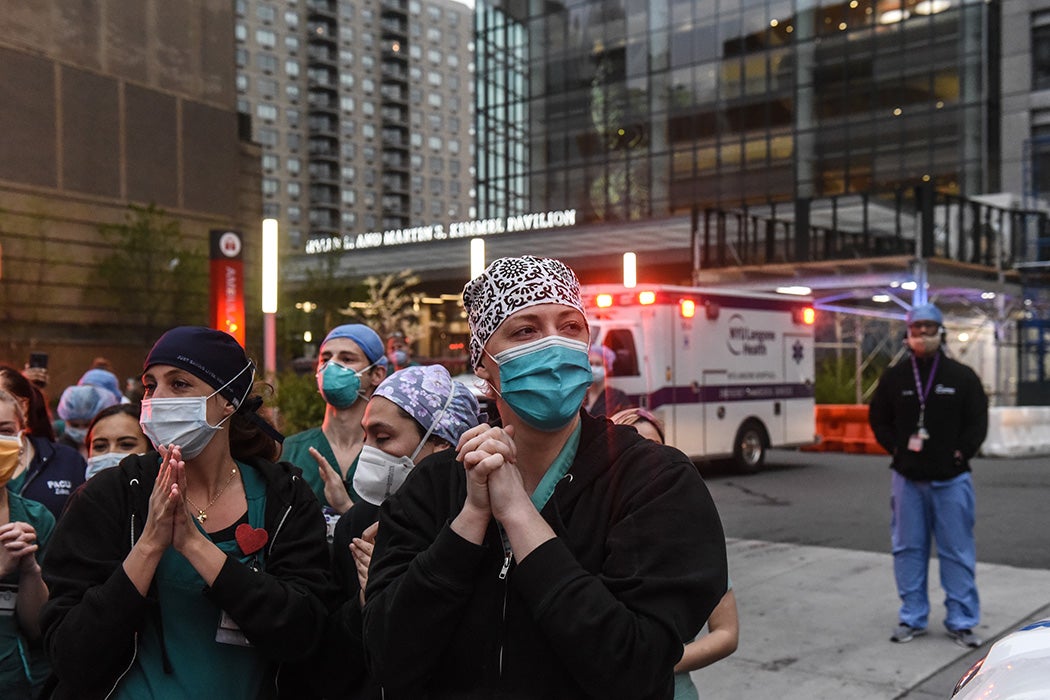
[733,420,768,473]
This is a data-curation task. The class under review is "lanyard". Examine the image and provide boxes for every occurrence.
[909,352,940,430]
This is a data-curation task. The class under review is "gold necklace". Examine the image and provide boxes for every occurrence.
[184,468,238,524]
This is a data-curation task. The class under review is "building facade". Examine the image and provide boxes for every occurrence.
[476,0,1000,223]
[0,0,261,389]
[235,0,477,254]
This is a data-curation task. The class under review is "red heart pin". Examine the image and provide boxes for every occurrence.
[235,524,268,555]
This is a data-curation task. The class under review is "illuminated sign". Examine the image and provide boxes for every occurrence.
[209,230,246,345]
[304,209,577,254]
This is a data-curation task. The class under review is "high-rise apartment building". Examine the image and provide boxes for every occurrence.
[235,0,476,254]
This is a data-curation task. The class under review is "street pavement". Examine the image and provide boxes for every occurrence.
[688,449,1050,699]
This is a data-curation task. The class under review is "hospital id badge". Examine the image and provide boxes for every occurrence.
[216,610,252,647]
[0,583,17,616]
[907,433,924,452]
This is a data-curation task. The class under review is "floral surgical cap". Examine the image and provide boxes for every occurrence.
[461,255,586,369]
[373,365,481,446]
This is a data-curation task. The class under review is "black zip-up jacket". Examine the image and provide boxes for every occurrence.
[868,349,989,481]
[39,452,334,699]
[363,411,729,700]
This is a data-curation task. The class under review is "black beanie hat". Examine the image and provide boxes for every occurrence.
[144,327,255,407]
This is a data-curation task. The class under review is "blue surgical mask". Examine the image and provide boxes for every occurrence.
[488,336,593,431]
[65,425,88,445]
[591,364,606,382]
[318,360,379,409]
[86,452,132,479]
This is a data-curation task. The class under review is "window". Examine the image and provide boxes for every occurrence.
[410,66,422,81]
[287,133,300,151]
[258,103,279,121]
[364,192,376,208]
[430,178,443,196]
[363,78,375,94]
[287,181,301,198]
[262,154,279,171]
[411,175,423,193]
[428,114,442,130]
[289,230,302,249]
[427,93,442,108]
[427,72,441,87]
[285,60,300,77]
[256,29,276,48]
[448,75,459,91]
[258,77,277,98]
[430,199,443,216]
[362,8,373,22]
[447,54,458,68]
[411,133,423,147]
[288,206,301,223]
[342,165,355,181]
[236,48,248,68]
[428,136,442,151]
[286,83,300,102]
[410,45,422,60]
[449,116,460,132]
[235,23,247,41]
[257,4,275,23]
[286,109,299,128]
[362,101,375,116]
[362,55,375,70]
[340,49,354,65]
[288,157,301,175]
[262,177,278,195]
[341,95,355,112]
[427,49,441,64]
[427,27,441,43]
[411,154,423,168]
[342,189,356,205]
[284,10,298,28]
[263,202,280,217]
[285,36,299,53]
[604,330,640,377]
[409,1,421,14]
[236,74,248,92]
[430,156,443,174]
[342,212,357,228]
[363,147,376,162]
[448,139,460,154]
[340,73,355,89]
[1035,19,1050,91]
[258,128,278,147]
[427,6,441,21]
[362,123,375,139]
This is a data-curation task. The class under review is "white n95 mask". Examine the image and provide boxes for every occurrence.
[352,445,416,506]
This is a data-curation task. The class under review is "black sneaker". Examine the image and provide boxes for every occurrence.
[947,628,982,648]
[890,623,927,643]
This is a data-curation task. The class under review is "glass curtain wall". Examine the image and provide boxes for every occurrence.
[475,0,998,223]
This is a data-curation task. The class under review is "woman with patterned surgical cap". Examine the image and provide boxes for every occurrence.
[40,327,332,699]
[0,388,54,699]
[307,364,480,699]
[363,256,729,699]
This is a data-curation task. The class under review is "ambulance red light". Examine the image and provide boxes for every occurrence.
[638,291,656,305]
[680,299,696,318]
[596,294,614,308]
[793,306,816,325]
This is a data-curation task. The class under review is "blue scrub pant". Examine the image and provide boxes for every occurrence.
[890,471,979,631]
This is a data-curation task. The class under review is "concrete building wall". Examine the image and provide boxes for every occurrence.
[0,0,260,391]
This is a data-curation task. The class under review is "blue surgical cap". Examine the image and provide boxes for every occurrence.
[58,385,118,422]
[906,303,943,326]
[79,368,123,405]
[322,324,388,367]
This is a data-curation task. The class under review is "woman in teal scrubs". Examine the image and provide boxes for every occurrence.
[0,388,53,699]
[40,327,333,699]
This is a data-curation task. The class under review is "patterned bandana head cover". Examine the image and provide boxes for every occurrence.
[462,255,587,369]
[373,365,481,446]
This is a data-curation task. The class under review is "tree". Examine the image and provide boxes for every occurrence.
[349,269,422,342]
[94,204,208,343]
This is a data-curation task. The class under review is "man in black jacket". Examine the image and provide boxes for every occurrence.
[868,303,989,649]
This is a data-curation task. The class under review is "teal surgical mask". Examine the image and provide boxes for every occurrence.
[488,336,592,431]
[317,360,376,409]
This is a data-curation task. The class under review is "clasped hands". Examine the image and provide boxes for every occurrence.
[456,423,531,523]
[139,445,211,555]
[0,521,42,578]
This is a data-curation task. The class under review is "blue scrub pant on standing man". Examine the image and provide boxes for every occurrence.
[890,470,979,632]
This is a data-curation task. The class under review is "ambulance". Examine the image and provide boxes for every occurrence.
[581,284,817,471]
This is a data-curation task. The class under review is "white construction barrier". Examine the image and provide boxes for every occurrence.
[981,407,1050,457]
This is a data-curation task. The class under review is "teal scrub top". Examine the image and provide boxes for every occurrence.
[281,427,361,507]
[115,461,271,699]
[0,493,55,698]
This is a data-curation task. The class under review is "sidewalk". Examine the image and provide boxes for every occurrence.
[689,538,1050,699]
